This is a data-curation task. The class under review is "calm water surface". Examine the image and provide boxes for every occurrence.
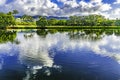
[0,30,120,80]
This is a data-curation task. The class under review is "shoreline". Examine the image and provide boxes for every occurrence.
[6,26,120,30]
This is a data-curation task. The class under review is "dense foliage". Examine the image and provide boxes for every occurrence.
[47,15,116,26]
[36,15,119,27]
[0,31,17,43]
[0,12,16,27]
[1,10,120,28]
[21,14,34,22]
[36,16,48,27]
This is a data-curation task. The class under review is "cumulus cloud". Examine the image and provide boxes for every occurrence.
[0,0,113,17]
[1,0,120,19]
[114,0,120,4]
[54,0,112,16]
[0,0,59,16]
[102,8,120,19]
[98,3,112,11]
[58,0,78,8]
[91,0,102,3]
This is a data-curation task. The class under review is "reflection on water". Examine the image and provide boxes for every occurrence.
[0,31,16,43]
[0,30,120,80]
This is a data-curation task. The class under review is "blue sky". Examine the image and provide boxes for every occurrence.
[0,0,120,19]
[5,0,116,5]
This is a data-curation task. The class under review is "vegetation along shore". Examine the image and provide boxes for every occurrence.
[1,10,120,30]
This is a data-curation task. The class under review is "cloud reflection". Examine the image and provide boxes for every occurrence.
[17,32,120,65]
[20,33,120,63]
[0,32,120,67]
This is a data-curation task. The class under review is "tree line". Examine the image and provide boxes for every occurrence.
[1,10,120,27]
[36,15,119,27]
[0,12,15,27]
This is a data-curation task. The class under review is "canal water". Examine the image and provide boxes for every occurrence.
[0,30,120,80]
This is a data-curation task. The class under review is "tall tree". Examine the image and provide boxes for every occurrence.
[48,18,58,26]
[36,16,48,27]
[0,12,16,27]
[12,10,19,15]
[21,14,34,22]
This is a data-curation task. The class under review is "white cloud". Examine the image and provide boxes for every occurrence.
[0,0,59,16]
[91,0,102,3]
[112,8,120,15]
[99,3,112,11]
[0,0,112,17]
[0,0,119,19]
[0,0,6,6]
[2,0,120,20]
[54,0,112,17]
[102,8,120,19]
[114,0,120,4]
[18,34,54,67]
[58,0,78,8]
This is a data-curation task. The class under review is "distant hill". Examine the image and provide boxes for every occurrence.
[46,16,68,20]
[15,16,68,20]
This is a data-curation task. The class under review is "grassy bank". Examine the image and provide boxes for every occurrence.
[6,26,120,30]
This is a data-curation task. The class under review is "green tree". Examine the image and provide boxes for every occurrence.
[101,19,114,26]
[12,10,19,15]
[21,14,34,22]
[0,31,17,43]
[36,16,48,27]
[48,18,58,26]
[115,19,120,26]
[56,19,66,26]
[36,30,48,37]
[0,12,16,27]
[68,16,78,26]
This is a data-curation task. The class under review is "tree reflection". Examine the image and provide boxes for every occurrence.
[114,29,120,36]
[35,29,120,40]
[24,33,34,39]
[67,29,103,41]
[67,29,120,40]
[36,29,48,38]
[0,31,17,43]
